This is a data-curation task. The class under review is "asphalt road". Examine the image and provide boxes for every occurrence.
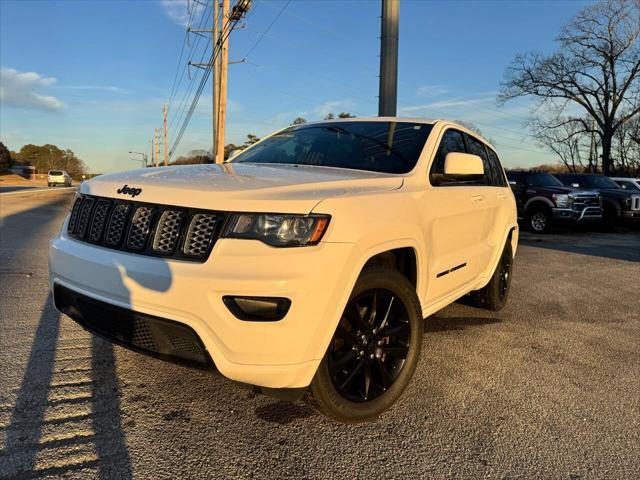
[1,191,638,479]
[0,186,76,195]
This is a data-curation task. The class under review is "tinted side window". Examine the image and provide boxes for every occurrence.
[429,129,467,186]
[487,148,507,187]
[466,135,491,186]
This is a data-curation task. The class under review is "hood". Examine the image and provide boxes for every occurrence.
[81,163,404,213]
[593,188,637,201]
[524,185,573,195]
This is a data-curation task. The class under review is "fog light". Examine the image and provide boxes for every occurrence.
[223,296,291,321]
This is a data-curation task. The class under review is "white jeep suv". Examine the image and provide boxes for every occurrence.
[49,118,518,422]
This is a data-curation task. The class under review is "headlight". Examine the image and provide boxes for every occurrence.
[552,194,571,208]
[622,197,631,209]
[222,213,330,247]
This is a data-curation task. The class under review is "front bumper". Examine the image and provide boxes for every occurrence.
[551,206,602,222]
[50,225,359,389]
[621,210,640,221]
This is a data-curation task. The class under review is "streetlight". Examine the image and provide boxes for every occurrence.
[129,151,148,168]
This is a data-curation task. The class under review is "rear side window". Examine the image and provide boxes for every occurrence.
[429,129,467,186]
[466,135,492,186]
[486,148,507,187]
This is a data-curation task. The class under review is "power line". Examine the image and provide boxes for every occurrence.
[241,0,291,61]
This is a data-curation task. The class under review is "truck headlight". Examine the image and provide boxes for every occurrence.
[222,213,330,247]
[552,194,571,208]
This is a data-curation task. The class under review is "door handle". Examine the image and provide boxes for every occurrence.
[498,193,507,200]
[471,195,484,202]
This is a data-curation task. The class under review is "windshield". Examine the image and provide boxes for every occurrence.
[526,172,564,187]
[580,175,620,189]
[231,121,434,174]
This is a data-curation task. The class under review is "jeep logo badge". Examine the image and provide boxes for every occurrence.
[117,185,142,198]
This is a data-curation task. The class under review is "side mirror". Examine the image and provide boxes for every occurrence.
[228,149,243,160]
[444,152,484,178]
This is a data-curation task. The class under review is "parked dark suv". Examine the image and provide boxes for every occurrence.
[554,173,640,227]
[506,171,601,233]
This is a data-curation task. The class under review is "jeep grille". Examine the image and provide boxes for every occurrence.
[67,194,224,262]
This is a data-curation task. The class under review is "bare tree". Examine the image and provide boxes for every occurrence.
[527,117,594,172]
[499,0,640,175]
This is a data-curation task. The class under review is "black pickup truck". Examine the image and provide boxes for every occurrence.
[506,171,602,233]
[553,173,640,227]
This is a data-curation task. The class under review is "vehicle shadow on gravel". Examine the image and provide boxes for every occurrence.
[423,315,501,332]
[519,230,640,262]
[254,400,315,424]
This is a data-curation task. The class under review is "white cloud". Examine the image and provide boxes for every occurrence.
[415,84,448,97]
[0,67,63,110]
[399,95,496,115]
[57,85,129,94]
[161,0,205,27]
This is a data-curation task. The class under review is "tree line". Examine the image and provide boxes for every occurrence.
[0,142,87,178]
[499,0,639,176]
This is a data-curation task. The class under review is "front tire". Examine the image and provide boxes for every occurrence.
[526,206,551,233]
[306,267,423,422]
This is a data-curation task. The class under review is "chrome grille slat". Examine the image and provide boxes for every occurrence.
[88,199,111,241]
[76,197,95,238]
[152,210,184,254]
[126,206,155,251]
[183,213,218,257]
[68,194,220,262]
[68,196,83,233]
[106,203,130,246]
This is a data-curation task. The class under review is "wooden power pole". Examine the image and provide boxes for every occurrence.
[212,0,220,161]
[163,105,168,166]
[215,0,230,164]
[154,128,159,168]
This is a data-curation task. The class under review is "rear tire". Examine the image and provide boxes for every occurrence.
[473,241,513,311]
[306,267,423,422]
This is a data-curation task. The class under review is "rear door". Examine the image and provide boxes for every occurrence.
[465,135,502,275]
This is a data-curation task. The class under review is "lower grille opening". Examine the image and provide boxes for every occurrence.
[54,283,214,369]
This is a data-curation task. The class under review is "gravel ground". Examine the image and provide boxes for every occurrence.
[0,192,638,479]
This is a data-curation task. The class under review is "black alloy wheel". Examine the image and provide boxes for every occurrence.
[306,267,422,422]
[498,248,512,302]
[328,288,410,402]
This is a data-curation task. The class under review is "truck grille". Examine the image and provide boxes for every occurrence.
[571,193,600,208]
[67,194,224,262]
[631,196,640,211]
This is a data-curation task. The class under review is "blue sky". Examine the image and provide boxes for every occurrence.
[0,0,592,173]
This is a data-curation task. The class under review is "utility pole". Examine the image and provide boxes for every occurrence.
[154,128,159,167]
[215,0,230,164]
[378,0,399,117]
[213,0,220,161]
[163,105,169,166]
